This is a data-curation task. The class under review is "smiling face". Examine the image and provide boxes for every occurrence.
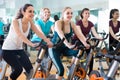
[40,8,51,21]
[23,6,34,20]
[112,11,119,19]
[43,9,51,20]
[82,10,90,19]
[63,7,73,21]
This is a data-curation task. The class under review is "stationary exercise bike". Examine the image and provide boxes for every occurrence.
[90,42,120,80]
[67,34,108,80]
[31,38,65,80]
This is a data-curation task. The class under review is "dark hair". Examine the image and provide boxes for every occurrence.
[110,9,119,19]
[80,8,89,19]
[16,4,33,19]
[54,15,59,21]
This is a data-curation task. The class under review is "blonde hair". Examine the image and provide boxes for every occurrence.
[39,8,50,19]
[61,7,72,19]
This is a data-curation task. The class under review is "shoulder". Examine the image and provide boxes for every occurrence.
[88,20,93,24]
[117,21,120,27]
[70,21,75,26]
[12,18,19,24]
[55,20,62,25]
[48,20,54,25]
[118,20,120,24]
[35,19,42,23]
[76,20,82,25]
[109,20,112,26]
[54,20,62,29]
[88,20,94,27]
[109,20,112,23]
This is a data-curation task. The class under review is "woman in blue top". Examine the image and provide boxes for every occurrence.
[0,18,4,47]
[31,8,54,43]
[48,7,90,80]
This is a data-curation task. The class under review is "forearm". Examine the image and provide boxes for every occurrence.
[18,34,34,47]
[109,27,119,41]
[74,26,87,45]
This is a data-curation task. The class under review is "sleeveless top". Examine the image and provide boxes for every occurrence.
[52,23,73,48]
[2,19,30,50]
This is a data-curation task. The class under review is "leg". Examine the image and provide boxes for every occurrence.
[49,48,64,80]
[64,48,78,65]
[2,50,23,80]
[17,50,33,79]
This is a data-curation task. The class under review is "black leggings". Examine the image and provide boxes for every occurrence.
[2,50,33,80]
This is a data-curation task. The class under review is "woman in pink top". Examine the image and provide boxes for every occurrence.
[109,9,120,51]
[72,8,102,75]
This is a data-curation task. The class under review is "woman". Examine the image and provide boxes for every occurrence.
[73,8,102,75]
[109,9,120,51]
[31,8,54,43]
[2,4,52,80]
[48,7,89,80]
[31,8,53,57]
[0,18,4,47]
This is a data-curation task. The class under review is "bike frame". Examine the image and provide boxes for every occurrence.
[0,59,8,80]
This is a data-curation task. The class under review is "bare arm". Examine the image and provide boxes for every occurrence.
[91,27,102,39]
[13,19,34,47]
[109,26,119,41]
[35,24,45,35]
[54,20,70,47]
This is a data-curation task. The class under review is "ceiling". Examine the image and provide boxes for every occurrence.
[0,0,108,16]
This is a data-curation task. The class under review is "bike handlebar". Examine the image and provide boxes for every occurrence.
[95,53,120,62]
[71,34,108,50]
[95,42,120,62]
[35,38,65,49]
[90,34,108,41]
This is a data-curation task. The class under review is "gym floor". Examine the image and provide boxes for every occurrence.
[5,51,120,80]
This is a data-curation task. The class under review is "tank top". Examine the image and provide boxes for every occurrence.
[52,23,73,47]
[2,19,30,50]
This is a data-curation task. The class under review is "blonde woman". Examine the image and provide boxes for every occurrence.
[31,8,54,43]
[48,7,89,80]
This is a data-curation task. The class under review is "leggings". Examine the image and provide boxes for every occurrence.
[2,50,33,80]
[49,47,78,76]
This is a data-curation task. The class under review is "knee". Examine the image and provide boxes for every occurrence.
[58,66,64,76]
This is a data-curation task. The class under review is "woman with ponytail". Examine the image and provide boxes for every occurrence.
[2,4,53,80]
[48,7,90,80]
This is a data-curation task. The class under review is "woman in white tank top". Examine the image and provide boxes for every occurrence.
[2,4,53,80]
